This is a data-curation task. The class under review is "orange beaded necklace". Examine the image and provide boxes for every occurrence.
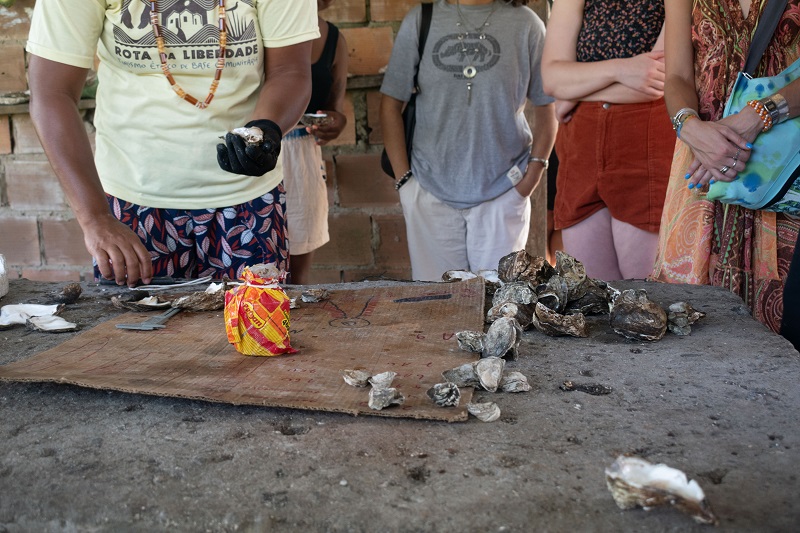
[148,0,228,109]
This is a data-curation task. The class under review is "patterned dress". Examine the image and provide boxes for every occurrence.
[651,0,800,333]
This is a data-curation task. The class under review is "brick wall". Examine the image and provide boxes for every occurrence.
[0,0,549,284]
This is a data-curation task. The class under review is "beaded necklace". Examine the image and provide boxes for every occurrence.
[148,0,228,109]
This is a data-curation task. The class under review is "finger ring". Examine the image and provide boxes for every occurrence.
[720,165,730,173]
[734,148,742,159]
[732,160,737,169]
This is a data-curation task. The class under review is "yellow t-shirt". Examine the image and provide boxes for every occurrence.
[26,0,319,209]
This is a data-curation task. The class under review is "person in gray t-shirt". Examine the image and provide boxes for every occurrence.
[380,0,556,281]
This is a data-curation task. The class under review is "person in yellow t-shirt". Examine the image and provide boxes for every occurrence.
[26,0,319,287]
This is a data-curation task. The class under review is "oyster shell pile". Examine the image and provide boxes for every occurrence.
[667,302,706,336]
[609,289,668,341]
[439,358,532,420]
[605,455,718,525]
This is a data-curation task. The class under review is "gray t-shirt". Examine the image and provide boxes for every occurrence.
[381,0,552,209]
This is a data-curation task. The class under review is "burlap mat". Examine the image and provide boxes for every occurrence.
[0,278,485,421]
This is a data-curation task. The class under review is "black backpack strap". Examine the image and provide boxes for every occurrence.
[744,0,788,75]
[413,2,433,92]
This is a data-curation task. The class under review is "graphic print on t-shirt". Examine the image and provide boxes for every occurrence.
[431,32,501,79]
[113,0,259,73]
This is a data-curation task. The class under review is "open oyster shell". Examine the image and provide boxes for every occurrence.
[0,303,65,329]
[482,317,523,360]
[467,402,501,422]
[531,302,589,338]
[427,382,461,407]
[610,289,668,341]
[368,387,405,410]
[26,315,78,333]
[171,283,226,311]
[111,295,172,311]
[230,126,263,145]
[605,455,718,525]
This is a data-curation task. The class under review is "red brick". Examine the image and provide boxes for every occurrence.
[10,114,43,154]
[0,115,11,155]
[41,219,93,266]
[314,213,372,266]
[0,216,40,265]
[5,159,68,210]
[326,93,356,147]
[366,90,383,145]
[323,0,366,23]
[373,214,410,269]
[0,45,27,92]
[340,27,394,76]
[335,153,399,207]
[370,0,417,22]
[343,268,412,283]
[0,0,34,43]
[20,268,82,283]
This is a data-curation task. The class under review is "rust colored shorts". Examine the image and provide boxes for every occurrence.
[553,99,675,232]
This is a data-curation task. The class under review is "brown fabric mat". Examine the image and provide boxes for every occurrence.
[0,279,485,421]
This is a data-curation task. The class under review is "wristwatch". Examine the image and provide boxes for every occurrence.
[528,156,549,170]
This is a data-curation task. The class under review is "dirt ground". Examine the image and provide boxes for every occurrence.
[0,278,798,532]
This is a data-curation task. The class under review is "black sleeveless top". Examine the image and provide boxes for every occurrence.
[306,22,339,113]
[576,0,664,62]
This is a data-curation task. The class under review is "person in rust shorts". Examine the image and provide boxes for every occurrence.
[541,0,674,280]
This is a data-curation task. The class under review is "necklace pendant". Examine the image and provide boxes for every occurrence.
[463,65,477,79]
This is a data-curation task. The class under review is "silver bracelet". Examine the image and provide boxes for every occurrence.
[528,156,549,170]
[762,93,790,124]
[671,107,699,130]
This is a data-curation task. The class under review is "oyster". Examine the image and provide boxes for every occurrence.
[455,330,485,353]
[26,315,78,333]
[610,289,668,341]
[442,362,480,388]
[300,288,329,303]
[368,387,405,410]
[111,295,172,311]
[499,371,531,393]
[667,302,706,336]
[51,282,82,304]
[442,270,478,282]
[535,274,570,313]
[489,282,537,326]
[486,301,532,329]
[497,250,556,285]
[342,369,371,388]
[565,278,610,316]
[0,303,64,329]
[475,356,505,392]
[230,126,263,145]
[299,113,334,127]
[482,317,523,360]
[368,371,397,390]
[427,382,461,407]
[605,455,718,525]
[554,251,590,302]
[532,303,589,338]
[171,283,226,311]
[467,402,501,422]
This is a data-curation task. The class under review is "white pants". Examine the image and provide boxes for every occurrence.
[282,132,330,255]
[398,177,531,281]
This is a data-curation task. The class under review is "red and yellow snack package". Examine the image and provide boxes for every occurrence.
[224,265,298,356]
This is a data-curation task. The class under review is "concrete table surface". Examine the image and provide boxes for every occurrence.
[0,278,797,532]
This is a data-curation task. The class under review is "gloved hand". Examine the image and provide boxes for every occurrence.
[217,119,282,176]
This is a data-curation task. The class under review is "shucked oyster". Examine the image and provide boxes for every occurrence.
[531,302,589,338]
[610,289,668,341]
[605,455,718,525]
[482,317,523,360]
[230,126,264,145]
[497,250,555,285]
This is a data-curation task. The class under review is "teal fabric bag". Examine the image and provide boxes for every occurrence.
[706,59,800,213]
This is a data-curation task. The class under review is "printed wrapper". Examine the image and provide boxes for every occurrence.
[224,269,297,356]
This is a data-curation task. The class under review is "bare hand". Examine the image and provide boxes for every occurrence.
[85,213,153,287]
[617,51,665,98]
[555,99,578,124]
[681,115,755,188]
[306,110,347,145]
[515,161,545,198]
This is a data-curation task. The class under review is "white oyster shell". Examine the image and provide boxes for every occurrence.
[441,362,480,388]
[368,387,404,410]
[0,303,64,329]
[605,455,718,525]
[499,371,531,393]
[475,357,505,393]
[467,402,501,422]
[455,330,485,353]
[230,126,264,145]
[368,371,397,390]
[482,316,522,359]
[26,315,78,332]
[342,369,371,388]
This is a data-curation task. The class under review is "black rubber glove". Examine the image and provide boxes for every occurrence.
[217,119,282,176]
